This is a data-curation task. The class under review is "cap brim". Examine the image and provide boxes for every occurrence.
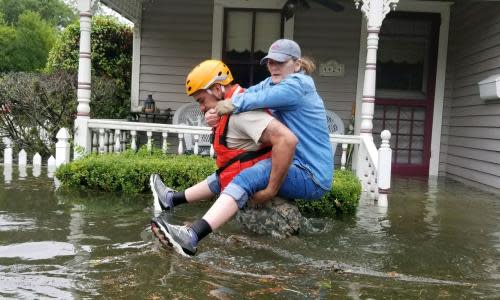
[260,53,292,65]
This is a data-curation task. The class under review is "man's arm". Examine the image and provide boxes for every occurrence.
[252,119,298,204]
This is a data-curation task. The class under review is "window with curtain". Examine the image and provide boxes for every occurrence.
[223,9,283,87]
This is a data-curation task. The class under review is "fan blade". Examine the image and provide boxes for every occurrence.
[310,0,344,12]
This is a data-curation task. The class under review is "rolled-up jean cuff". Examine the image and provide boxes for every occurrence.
[206,173,221,194]
[222,183,249,209]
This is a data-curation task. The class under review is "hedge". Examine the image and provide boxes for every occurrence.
[56,149,361,215]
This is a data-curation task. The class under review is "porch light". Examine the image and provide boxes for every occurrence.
[144,94,156,113]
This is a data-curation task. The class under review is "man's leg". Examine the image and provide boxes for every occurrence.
[151,173,220,211]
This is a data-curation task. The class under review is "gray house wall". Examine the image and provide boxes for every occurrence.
[139,0,213,111]
[294,2,362,125]
[138,0,361,130]
[440,2,500,192]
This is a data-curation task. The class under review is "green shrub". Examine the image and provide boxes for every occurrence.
[296,170,361,216]
[55,148,217,194]
[56,151,361,215]
[46,16,132,119]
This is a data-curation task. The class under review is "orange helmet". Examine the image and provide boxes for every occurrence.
[185,60,233,96]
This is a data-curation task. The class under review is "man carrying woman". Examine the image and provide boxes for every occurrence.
[151,39,333,257]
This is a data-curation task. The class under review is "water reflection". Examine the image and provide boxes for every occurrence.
[0,168,499,299]
[32,164,41,177]
[18,164,27,179]
[0,241,76,260]
[3,164,12,184]
[47,163,56,178]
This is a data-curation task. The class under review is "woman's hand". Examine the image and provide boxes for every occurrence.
[249,187,277,206]
[204,108,220,127]
[215,99,235,115]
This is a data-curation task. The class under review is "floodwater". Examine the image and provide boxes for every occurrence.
[0,165,499,299]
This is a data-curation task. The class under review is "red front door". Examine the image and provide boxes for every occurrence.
[373,12,441,176]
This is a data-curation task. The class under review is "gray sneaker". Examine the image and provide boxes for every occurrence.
[150,174,174,212]
[151,215,198,256]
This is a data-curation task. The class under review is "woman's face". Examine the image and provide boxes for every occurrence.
[266,58,300,84]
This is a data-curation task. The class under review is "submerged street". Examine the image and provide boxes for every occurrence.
[0,165,499,299]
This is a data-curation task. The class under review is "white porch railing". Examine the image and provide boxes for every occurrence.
[80,120,391,204]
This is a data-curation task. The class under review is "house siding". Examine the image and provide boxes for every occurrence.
[139,0,213,111]
[138,0,361,128]
[294,2,361,127]
[440,3,500,191]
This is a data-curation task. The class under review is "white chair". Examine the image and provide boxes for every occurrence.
[325,109,345,157]
[172,103,212,154]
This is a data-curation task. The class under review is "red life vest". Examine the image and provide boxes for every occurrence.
[213,85,272,190]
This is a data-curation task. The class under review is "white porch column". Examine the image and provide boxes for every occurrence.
[355,0,398,139]
[73,0,95,159]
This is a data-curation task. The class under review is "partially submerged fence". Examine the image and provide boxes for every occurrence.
[2,124,392,205]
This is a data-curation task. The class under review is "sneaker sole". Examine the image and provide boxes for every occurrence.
[152,220,191,258]
[150,174,162,213]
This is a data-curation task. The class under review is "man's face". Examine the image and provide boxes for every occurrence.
[192,88,219,113]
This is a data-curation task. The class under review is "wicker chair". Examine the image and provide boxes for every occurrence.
[172,103,212,154]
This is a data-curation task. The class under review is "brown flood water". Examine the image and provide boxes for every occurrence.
[0,165,499,299]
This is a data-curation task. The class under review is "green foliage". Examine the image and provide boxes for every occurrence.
[56,152,361,216]
[46,16,133,118]
[0,0,76,27]
[296,170,362,216]
[0,11,57,72]
[55,149,217,194]
[0,71,77,157]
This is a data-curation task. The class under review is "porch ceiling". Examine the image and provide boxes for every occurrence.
[99,0,146,23]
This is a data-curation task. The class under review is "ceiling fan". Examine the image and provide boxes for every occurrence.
[282,0,344,20]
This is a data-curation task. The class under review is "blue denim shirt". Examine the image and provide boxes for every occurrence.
[231,73,334,190]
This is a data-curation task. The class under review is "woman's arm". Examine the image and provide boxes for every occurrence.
[232,75,304,113]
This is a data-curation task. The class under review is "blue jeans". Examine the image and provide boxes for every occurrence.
[207,158,328,209]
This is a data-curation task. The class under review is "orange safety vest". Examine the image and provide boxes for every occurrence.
[213,85,272,190]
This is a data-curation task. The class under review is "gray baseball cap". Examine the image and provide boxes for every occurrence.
[260,39,301,65]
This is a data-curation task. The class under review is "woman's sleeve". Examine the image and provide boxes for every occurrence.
[232,76,303,113]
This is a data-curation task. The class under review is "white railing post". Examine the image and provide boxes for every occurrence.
[47,156,56,178]
[147,131,153,152]
[73,0,94,159]
[355,0,398,141]
[162,132,168,154]
[56,128,71,167]
[98,128,106,153]
[131,130,137,151]
[114,129,121,152]
[92,131,98,153]
[3,137,12,165]
[33,153,42,178]
[178,134,184,154]
[18,149,27,166]
[193,134,199,155]
[33,153,42,166]
[341,143,348,170]
[377,130,392,206]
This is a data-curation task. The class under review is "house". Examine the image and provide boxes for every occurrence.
[73,0,500,197]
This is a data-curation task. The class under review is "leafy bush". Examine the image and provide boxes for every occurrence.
[296,170,362,216]
[46,16,132,119]
[56,152,362,215]
[0,71,77,157]
[55,148,217,194]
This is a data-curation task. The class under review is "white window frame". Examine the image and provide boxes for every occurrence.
[212,0,294,59]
